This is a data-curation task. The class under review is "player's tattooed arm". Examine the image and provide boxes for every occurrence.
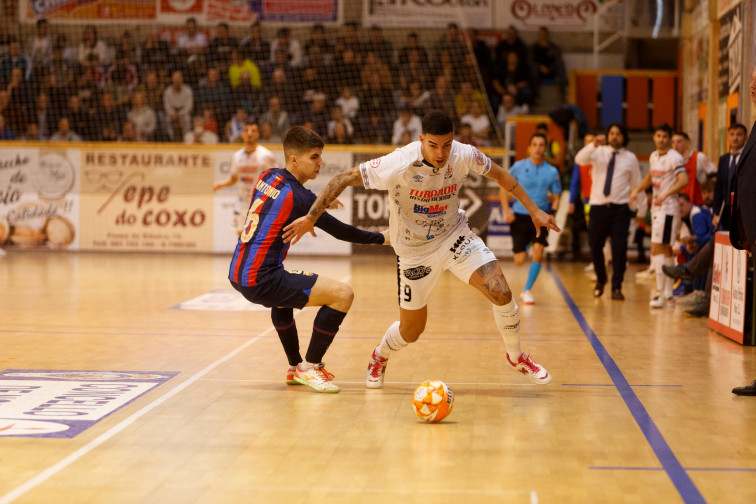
[308,167,362,220]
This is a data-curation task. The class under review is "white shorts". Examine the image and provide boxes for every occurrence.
[651,208,680,245]
[397,224,497,310]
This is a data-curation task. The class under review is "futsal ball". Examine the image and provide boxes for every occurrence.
[412,380,454,422]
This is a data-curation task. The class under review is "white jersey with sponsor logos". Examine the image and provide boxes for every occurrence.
[649,149,686,214]
[359,140,491,258]
[231,145,277,209]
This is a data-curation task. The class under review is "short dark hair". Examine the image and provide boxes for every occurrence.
[678,193,691,203]
[283,126,324,158]
[422,111,454,135]
[536,122,549,131]
[672,131,690,141]
[607,122,629,146]
[654,123,673,136]
[729,122,748,135]
[244,117,258,127]
[530,132,548,144]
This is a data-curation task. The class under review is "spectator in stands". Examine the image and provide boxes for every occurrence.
[30,91,55,140]
[532,27,566,95]
[196,66,231,124]
[335,22,364,64]
[137,69,165,120]
[397,80,430,117]
[78,25,110,68]
[231,72,260,118]
[332,48,361,92]
[298,66,328,112]
[676,192,714,294]
[304,24,334,66]
[258,120,276,142]
[434,23,467,69]
[398,47,431,92]
[22,122,40,140]
[391,106,421,145]
[496,92,528,144]
[90,92,124,141]
[261,47,295,86]
[76,53,106,108]
[302,92,329,137]
[54,34,77,66]
[240,21,270,65]
[468,29,492,86]
[455,123,478,146]
[460,101,491,146]
[105,50,139,107]
[360,71,395,121]
[365,26,393,66]
[6,67,32,111]
[335,85,359,121]
[225,107,248,143]
[141,30,171,72]
[118,120,139,142]
[492,51,533,108]
[127,91,156,141]
[327,105,353,141]
[177,17,208,85]
[361,51,392,90]
[423,75,456,119]
[201,105,217,135]
[328,120,352,145]
[184,115,218,144]
[64,95,90,141]
[163,70,193,141]
[0,36,31,85]
[0,113,15,140]
[27,19,52,68]
[265,68,298,114]
[455,81,488,119]
[49,43,74,94]
[270,27,303,68]
[359,111,392,144]
[207,22,237,72]
[117,30,139,65]
[458,52,483,91]
[397,32,429,67]
[495,26,528,70]
[50,117,81,142]
[671,131,717,206]
[259,95,291,141]
[431,49,460,91]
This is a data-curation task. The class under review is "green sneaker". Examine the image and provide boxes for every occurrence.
[293,363,340,393]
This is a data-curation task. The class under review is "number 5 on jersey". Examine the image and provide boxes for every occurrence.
[240,199,264,242]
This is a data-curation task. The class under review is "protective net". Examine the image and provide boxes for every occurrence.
[0,1,570,147]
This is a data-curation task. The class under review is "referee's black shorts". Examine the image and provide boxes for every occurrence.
[510,212,549,253]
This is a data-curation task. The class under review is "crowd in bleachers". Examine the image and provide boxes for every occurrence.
[0,19,566,146]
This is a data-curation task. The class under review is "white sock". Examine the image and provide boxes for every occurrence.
[663,256,675,299]
[376,321,408,359]
[492,301,521,360]
[299,361,315,371]
[652,254,665,293]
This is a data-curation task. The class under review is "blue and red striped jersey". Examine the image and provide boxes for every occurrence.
[228,168,384,286]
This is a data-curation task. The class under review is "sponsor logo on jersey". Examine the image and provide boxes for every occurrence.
[444,165,453,179]
[408,184,457,201]
[411,175,424,184]
[412,161,423,167]
[472,147,486,165]
[413,203,448,217]
[403,266,432,280]
[370,158,381,168]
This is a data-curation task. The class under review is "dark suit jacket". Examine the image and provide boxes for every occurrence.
[730,120,756,250]
[714,151,741,231]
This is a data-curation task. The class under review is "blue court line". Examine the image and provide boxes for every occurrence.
[590,466,756,472]
[563,383,683,387]
[548,267,707,504]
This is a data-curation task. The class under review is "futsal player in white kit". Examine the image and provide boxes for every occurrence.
[630,123,689,307]
[213,118,278,234]
[283,111,560,387]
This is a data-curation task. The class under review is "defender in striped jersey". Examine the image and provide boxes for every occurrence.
[229,126,388,393]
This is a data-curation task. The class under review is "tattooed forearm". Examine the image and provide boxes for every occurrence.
[308,169,362,220]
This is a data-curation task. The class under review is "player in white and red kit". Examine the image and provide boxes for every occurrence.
[631,123,689,307]
[284,111,561,388]
[214,119,277,234]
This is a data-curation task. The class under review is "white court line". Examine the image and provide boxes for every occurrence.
[0,274,355,504]
[0,329,272,504]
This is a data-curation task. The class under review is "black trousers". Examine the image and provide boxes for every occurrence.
[589,203,631,291]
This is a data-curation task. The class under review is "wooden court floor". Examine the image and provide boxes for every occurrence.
[1,250,755,504]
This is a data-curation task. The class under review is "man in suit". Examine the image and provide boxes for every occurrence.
[713,123,747,230]
[729,67,756,396]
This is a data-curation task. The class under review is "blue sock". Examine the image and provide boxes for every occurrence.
[524,261,542,291]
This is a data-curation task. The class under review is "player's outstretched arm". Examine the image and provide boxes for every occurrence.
[282,167,363,244]
[485,162,561,235]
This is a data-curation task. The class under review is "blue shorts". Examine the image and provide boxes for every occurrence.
[231,269,318,309]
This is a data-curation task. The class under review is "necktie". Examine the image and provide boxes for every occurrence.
[603,151,617,196]
[727,153,738,196]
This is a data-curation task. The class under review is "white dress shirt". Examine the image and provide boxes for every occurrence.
[575,143,641,206]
